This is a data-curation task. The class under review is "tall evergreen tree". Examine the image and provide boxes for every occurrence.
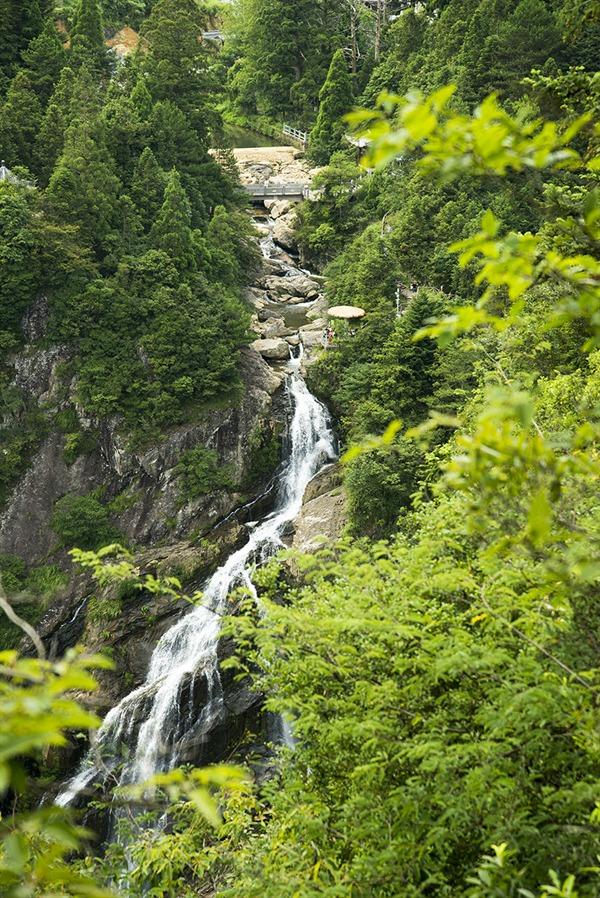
[0,0,46,90]
[102,92,147,182]
[130,77,153,121]
[45,115,122,261]
[141,0,215,144]
[309,50,354,164]
[131,147,167,232]
[149,169,197,273]
[0,71,42,170]
[148,100,208,227]
[70,0,108,72]
[22,17,68,106]
[33,66,76,183]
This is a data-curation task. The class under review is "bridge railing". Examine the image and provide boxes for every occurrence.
[245,183,310,198]
[282,124,308,147]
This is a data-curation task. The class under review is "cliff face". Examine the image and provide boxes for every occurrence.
[0,337,286,567]
[0,292,289,719]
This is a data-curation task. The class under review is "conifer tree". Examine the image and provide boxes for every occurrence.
[148,100,208,227]
[33,66,76,183]
[0,0,46,89]
[309,50,354,165]
[45,115,122,261]
[70,0,107,73]
[131,147,166,232]
[22,17,68,106]
[0,71,42,171]
[149,169,197,273]
[141,0,214,144]
[102,93,147,182]
[130,77,153,121]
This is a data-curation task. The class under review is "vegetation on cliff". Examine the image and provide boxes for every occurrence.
[0,2,599,898]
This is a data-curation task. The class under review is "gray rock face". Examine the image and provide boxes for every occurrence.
[0,346,287,566]
[0,434,107,563]
[291,465,347,555]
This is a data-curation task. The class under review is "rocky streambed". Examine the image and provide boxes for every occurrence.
[232,146,330,369]
[248,208,330,368]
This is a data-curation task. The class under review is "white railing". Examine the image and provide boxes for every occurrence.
[282,124,308,147]
[245,183,310,198]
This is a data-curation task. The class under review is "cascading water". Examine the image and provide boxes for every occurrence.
[57,366,337,809]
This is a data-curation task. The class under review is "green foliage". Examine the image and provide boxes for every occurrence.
[21,17,68,107]
[131,146,166,232]
[66,250,250,434]
[45,112,123,261]
[175,446,235,503]
[0,0,45,91]
[0,184,39,337]
[309,49,354,165]
[0,649,113,898]
[70,0,108,73]
[149,168,197,272]
[219,487,600,895]
[50,493,121,550]
[86,594,122,623]
[0,71,42,171]
[227,0,364,126]
[26,564,68,599]
[33,65,76,183]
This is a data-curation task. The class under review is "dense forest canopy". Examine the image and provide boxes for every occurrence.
[0,0,599,897]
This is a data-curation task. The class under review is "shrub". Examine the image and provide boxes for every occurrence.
[51,493,120,550]
[175,446,234,503]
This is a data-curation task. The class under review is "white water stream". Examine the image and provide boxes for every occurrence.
[57,363,336,808]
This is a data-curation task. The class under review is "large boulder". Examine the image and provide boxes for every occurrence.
[263,274,320,299]
[273,216,297,251]
[270,199,294,219]
[258,317,297,340]
[291,465,347,555]
[251,338,291,361]
[299,320,327,348]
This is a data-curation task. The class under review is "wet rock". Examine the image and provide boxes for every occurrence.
[261,257,287,276]
[245,286,267,307]
[299,320,327,348]
[306,295,328,320]
[251,338,291,361]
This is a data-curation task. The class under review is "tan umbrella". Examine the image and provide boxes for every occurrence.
[327,305,366,320]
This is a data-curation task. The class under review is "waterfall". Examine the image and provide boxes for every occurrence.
[57,372,336,808]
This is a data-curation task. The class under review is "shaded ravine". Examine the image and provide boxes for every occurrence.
[57,359,337,811]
